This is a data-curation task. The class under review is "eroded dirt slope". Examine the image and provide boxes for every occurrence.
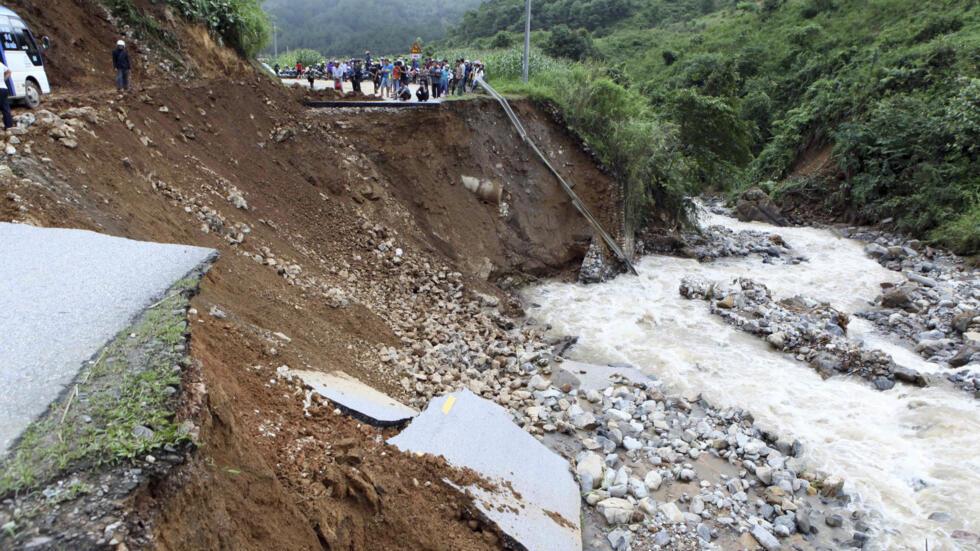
[0,54,618,551]
[0,1,626,547]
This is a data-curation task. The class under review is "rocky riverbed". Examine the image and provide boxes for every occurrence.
[522,204,980,550]
[237,205,865,550]
[679,275,927,391]
[846,228,980,396]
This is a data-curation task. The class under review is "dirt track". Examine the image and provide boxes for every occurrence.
[0,2,621,548]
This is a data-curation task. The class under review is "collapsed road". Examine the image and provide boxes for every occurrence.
[0,1,978,551]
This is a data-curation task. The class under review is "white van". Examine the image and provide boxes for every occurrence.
[0,7,50,109]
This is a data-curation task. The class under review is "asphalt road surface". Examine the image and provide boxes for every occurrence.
[0,223,215,455]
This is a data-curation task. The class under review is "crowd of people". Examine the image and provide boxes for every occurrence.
[274,50,486,102]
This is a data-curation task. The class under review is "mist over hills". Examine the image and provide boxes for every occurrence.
[262,0,483,56]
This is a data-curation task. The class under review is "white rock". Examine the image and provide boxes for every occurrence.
[597,498,635,525]
[628,477,648,499]
[576,452,604,491]
[659,501,684,524]
[528,374,550,391]
[756,465,774,485]
[690,496,705,515]
[571,411,598,430]
[743,438,766,455]
[606,408,632,422]
[228,191,248,210]
[751,525,780,551]
[638,497,658,516]
[644,471,663,491]
[623,436,642,451]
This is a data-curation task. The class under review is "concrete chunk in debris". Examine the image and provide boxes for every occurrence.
[294,370,417,427]
[388,390,581,551]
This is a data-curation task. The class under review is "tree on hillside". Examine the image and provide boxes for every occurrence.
[544,25,600,61]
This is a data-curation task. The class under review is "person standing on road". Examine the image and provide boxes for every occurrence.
[439,61,450,97]
[400,61,410,93]
[471,61,485,91]
[112,40,131,92]
[307,67,316,90]
[454,60,466,96]
[332,62,344,91]
[429,61,442,99]
[0,60,14,130]
[392,61,403,95]
[378,59,386,97]
[351,61,363,93]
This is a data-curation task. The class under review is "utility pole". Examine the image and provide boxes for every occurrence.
[522,0,531,83]
[273,23,278,58]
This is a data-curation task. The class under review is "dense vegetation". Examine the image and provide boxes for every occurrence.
[261,0,482,57]
[170,0,270,57]
[450,0,980,254]
[103,0,270,58]
[453,0,715,40]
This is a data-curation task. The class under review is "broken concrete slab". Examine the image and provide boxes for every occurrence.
[555,359,655,392]
[0,223,215,455]
[388,390,581,551]
[292,370,417,426]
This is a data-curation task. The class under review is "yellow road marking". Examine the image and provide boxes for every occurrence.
[441,395,457,415]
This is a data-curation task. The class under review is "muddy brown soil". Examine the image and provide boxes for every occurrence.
[0,3,622,548]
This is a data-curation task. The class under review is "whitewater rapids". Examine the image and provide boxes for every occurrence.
[525,210,980,550]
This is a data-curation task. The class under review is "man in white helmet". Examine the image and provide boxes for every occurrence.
[112,39,131,92]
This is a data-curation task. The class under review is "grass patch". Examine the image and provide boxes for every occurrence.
[0,278,200,495]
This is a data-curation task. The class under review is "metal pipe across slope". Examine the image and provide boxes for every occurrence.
[474,78,638,275]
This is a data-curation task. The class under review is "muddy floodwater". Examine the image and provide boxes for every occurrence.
[526,210,980,550]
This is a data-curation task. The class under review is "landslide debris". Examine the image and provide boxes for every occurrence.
[851,229,980,396]
[0,14,618,545]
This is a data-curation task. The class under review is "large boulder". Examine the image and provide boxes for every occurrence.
[597,498,636,525]
[735,188,789,226]
[881,288,913,310]
[952,310,977,334]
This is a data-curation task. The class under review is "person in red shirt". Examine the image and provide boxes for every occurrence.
[295,61,303,76]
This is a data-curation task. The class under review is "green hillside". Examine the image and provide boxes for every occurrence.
[451,0,980,254]
[262,0,482,56]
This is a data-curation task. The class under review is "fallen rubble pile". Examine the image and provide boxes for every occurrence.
[680,276,927,390]
[526,361,861,550]
[846,229,980,396]
[643,223,804,265]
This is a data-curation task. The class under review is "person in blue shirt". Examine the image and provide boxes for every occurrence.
[439,61,450,97]
[379,60,394,98]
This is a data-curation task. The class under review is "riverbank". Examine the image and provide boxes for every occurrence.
[525,204,980,550]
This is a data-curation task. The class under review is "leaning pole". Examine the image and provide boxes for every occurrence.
[522,0,531,83]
